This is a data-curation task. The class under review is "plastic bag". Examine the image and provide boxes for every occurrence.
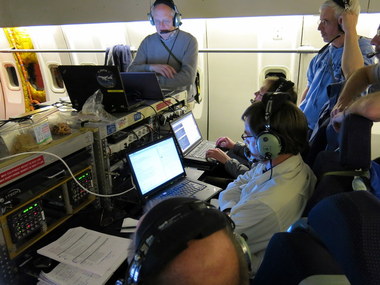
[79,89,116,122]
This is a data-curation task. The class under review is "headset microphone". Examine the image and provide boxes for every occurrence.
[367,51,380,58]
[318,34,341,54]
[160,28,178,34]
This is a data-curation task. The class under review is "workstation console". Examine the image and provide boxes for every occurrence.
[0,91,188,284]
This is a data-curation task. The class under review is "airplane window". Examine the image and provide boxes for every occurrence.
[265,72,286,79]
[49,65,64,89]
[5,65,20,88]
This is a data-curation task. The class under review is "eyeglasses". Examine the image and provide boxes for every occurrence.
[318,19,333,27]
[241,133,255,140]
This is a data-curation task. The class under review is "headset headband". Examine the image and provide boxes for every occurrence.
[332,0,350,9]
[152,0,176,10]
[127,198,232,284]
[274,77,295,93]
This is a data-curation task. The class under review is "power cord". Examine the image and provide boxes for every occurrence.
[0,151,136,198]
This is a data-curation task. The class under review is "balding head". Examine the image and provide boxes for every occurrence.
[156,229,244,285]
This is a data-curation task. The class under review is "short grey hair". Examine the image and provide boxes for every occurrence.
[320,0,360,18]
[151,3,176,18]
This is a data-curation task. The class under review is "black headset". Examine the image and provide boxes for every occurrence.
[148,0,182,28]
[126,197,252,284]
[333,0,350,10]
[256,83,292,160]
[334,0,351,32]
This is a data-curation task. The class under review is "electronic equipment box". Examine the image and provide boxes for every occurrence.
[0,131,97,284]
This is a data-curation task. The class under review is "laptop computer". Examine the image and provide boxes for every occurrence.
[58,65,144,113]
[126,136,221,204]
[120,72,176,102]
[170,111,217,169]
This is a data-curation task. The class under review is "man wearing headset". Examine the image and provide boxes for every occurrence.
[127,0,198,107]
[125,197,250,285]
[299,0,374,132]
[205,77,298,181]
[218,95,317,274]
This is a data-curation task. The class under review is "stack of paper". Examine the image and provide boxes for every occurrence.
[37,227,132,285]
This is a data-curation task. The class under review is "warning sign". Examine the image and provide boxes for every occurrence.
[0,155,45,185]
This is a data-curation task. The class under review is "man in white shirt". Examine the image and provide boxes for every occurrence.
[219,93,317,274]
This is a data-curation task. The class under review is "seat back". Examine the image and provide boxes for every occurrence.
[252,231,345,285]
[303,114,373,216]
[339,113,372,170]
[308,191,380,285]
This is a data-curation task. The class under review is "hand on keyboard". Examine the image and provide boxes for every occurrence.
[206,148,230,164]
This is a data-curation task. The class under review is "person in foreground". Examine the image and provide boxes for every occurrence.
[218,93,317,274]
[125,197,250,285]
[127,0,198,106]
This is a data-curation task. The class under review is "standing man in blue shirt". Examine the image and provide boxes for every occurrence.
[299,0,374,131]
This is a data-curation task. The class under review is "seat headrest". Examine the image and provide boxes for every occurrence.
[339,113,372,170]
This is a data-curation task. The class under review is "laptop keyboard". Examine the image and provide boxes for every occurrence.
[192,142,213,158]
[158,180,206,199]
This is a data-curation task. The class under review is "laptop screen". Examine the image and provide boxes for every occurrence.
[58,65,129,113]
[127,136,185,197]
[120,72,165,100]
[170,112,202,154]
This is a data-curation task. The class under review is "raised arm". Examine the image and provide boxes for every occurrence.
[340,11,364,79]
[332,64,377,115]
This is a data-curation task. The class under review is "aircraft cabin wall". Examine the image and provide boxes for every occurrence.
[0,12,379,157]
[0,0,378,27]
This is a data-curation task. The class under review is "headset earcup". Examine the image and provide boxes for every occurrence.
[148,12,155,25]
[256,131,282,160]
[173,12,182,27]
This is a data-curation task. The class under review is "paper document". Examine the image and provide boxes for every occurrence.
[37,227,131,276]
[37,262,111,285]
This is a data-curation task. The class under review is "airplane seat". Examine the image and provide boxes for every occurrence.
[303,113,373,216]
[253,190,380,285]
[304,116,329,167]
[251,231,347,285]
[308,191,380,285]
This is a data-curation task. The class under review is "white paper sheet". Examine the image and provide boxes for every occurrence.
[37,227,131,276]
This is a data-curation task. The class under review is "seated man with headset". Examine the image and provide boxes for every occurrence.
[127,0,198,107]
[218,93,317,275]
[125,197,251,285]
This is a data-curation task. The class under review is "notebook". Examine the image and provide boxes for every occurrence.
[120,72,176,102]
[170,111,217,168]
[58,65,144,113]
[126,136,221,203]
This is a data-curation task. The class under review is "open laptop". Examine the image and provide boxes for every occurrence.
[170,111,217,169]
[120,72,176,102]
[58,65,144,113]
[126,136,221,204]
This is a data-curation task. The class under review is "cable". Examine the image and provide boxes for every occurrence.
[140,104,158,116]
[166,94,181,105]
[0,151,136,198]
[160,99,176,112]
